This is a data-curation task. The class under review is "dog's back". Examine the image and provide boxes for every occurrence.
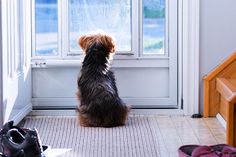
[78,62,129,127]
[77,34,129,127]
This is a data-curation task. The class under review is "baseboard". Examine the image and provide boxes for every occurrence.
[132,109,183,115]
[10,103,32,125]
[29,108,184,116]
[216,113,226,129]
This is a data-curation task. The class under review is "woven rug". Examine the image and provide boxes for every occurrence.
[23,116,160,157]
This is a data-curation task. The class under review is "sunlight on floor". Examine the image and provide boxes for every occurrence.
[44,148,72,157]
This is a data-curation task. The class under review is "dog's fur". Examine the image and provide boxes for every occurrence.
[76,33,129,127]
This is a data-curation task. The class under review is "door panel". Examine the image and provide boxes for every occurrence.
[1,0,32,124]
[32,68,169,98]
[32,64,177,109]
[31,0,178,109]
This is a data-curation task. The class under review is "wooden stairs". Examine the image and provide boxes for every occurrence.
[203,52,236,146]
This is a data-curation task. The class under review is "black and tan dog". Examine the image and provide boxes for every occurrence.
[76,33,130,127]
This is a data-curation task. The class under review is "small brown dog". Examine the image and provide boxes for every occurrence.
[76,33,129,127]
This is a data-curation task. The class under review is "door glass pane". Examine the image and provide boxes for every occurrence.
[143,0,165,55]
[69,0,131,53]
[35,0,58,56]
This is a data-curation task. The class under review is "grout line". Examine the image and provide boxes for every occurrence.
[186,116,202,144]
[170,116,186,145]
[204,118,226,144]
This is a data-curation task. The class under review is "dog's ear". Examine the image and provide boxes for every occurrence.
[79,33,116,55]
[78,35,90,53]
[102,35,115,54]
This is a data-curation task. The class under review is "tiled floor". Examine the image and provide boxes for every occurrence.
[151,116,226,157]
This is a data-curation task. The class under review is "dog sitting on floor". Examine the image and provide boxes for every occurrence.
[76,33,130,127]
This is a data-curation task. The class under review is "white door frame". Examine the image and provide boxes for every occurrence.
[0,0,200,118]
[0,0,3,126]
[182,0,200,115]
[31,0,201,115]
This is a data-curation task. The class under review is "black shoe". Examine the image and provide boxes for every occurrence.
[0,121,28,140]
[0,121,48,157]
[0,121,14,135]
[1,128,47,157]
[0,121,30,156]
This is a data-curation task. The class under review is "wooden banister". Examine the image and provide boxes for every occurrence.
[203,52,236,146]
[203,52,236,117]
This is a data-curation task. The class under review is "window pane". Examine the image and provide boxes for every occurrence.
[69,0,131,53]
[35,0,58,56]
[143,0,165,55]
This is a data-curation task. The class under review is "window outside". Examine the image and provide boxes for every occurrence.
[34,0,166,56]
[35,0,58,56]
[143,0,165,55]
[69,0,131,53]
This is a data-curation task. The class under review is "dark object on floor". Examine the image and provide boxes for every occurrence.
[178,144,236,157]
[191,113,203,118]
[0,121,49,157]
[77,33,130,127]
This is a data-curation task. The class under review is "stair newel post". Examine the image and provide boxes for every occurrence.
[226,102,236,146]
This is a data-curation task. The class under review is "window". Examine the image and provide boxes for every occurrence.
[69,0,131,53]
[143,0,165,55]
[35,0,58,56]
[33,0,176,58]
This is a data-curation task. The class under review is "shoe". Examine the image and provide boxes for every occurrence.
[0,121,49,157]
[1,128,47,157]
[0,121,30,156]
[0,121,28,141]
[178,144,236,157]
[0,121,14,135]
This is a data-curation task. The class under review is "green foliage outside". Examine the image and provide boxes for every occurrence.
[144,7,165,18]
[143,38,164,54]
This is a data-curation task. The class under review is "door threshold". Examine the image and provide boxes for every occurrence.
[29,109,184,116]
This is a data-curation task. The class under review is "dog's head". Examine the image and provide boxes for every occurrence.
[78,33,115,59]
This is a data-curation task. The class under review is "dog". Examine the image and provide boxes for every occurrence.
[76,33,130,127]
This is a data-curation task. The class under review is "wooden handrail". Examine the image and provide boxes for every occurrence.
[203,52,236,81]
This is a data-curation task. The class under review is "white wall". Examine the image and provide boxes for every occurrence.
[199,0,236,113]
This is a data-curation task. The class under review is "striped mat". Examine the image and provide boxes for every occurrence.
[23,116,160,157]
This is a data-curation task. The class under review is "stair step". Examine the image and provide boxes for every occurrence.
[216,78,236,103]
[216,77,236,146]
